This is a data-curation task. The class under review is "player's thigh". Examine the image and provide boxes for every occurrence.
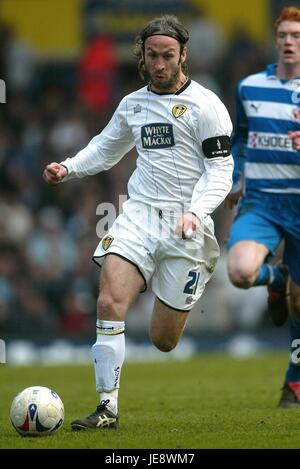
[98,254,145,320]
[94,199,156,290]
[227,204,282,252]
[152,250,210,314]
[150,297,189,351]
[227,208,281,273]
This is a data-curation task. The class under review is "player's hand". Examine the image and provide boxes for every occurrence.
[176,212,200,239]
[42,163,67,185]
[288,131,300,151]
[224,189,243,209]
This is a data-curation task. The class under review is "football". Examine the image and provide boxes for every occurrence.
[10,386,64,436]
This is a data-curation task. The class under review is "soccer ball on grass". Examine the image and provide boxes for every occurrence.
[10,386,64,436]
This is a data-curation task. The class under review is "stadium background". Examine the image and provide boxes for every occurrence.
[0,0,297,364]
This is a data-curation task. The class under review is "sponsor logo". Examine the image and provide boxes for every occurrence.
[96,415,116,428]
[102,235,114,251]
[248,132,293,150]
[172,104,187,118]
[114,366,120,387]
[141,123,175,149]
[185,296,194,305]
[134,104,141,114]
[250,103,261,112]
[97,326,114,330]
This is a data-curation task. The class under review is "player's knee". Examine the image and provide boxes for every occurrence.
[228,266,255,289]
[150,333,177,352]
[153,340,176,352]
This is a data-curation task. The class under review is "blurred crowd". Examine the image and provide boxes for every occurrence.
[0,7,275,343]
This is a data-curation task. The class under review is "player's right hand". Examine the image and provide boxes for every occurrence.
[42,163,67,185]
[288,130,300,151]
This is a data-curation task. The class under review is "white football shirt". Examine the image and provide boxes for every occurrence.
[61,79,233,221]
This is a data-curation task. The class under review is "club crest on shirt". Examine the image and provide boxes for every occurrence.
[102,235,114,251]
[172,104,187,118]
[134,104,142,114]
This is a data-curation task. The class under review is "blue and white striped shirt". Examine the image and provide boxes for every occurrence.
[232,63,300,194]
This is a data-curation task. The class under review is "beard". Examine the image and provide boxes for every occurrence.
[148,66,181,92]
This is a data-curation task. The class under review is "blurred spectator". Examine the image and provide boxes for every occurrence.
[0,196,33,244]
[49,108,89,155]
[0,22,35,96]
[219,25,267,112]
[26,206,77,275]
[12,279,58,341]
[76,34,120,113]
[60,291,94,339]
[187,5,227,73]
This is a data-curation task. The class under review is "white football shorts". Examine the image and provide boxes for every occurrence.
[93,199,220,311]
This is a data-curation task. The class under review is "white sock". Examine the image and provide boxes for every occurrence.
[100,389,119,413]
[92,320,125,415]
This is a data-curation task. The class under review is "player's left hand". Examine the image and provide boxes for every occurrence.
[288,130,300,151]
[176,213,200,239]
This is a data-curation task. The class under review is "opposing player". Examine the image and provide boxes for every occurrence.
[43,15,233,429]
[226,6,300,407]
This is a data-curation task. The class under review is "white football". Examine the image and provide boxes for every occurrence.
[10,386,64,436]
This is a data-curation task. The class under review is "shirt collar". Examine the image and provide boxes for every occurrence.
[266,63,300,81]
[266,63,277,78]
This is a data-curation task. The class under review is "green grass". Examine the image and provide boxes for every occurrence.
[1,352,300,449]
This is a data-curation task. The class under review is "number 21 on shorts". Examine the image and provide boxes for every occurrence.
[183,271,200,295]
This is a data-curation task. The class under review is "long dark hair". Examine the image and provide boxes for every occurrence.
[133,15,189,80]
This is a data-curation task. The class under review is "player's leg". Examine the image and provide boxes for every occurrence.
[278,281,300,407]
[71,200,156,429]
[71,254,145,430]
[227,240,269,288]
[150,298,189,352]
[227,207,287,325]
[150,218,217,351]
[94,254,145,403]
[278,230,300,407]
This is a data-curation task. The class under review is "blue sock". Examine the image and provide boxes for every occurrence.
[253,264,270,286]
[286,315,300,382]
[253,264,285,290]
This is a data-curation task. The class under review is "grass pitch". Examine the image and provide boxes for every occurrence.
[1,352,300,449]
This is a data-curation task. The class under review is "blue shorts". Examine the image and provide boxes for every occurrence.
[227,192,300,284]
